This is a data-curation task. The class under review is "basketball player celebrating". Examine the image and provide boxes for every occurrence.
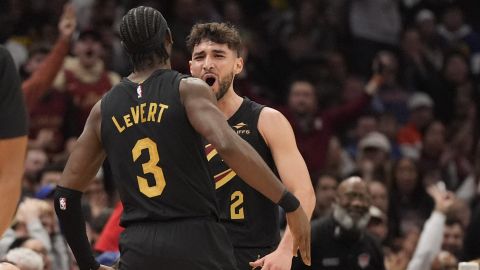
[187,23,315,270]
[54,6,310,270]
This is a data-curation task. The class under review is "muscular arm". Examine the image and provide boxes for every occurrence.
[0,137,27,234]
[180,78,286,203]
[255,108,315,269]
[259,108,315,218]
[54,101,105,270]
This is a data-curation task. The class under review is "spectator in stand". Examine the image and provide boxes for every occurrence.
[378,112,401,160]
[282,72,381,178]
[294,176,385,270]
[442,218,465,260]
[397,92,435,160]
[22,149,49,197]
[21,3,76,109]
[430,52,475,125]
[323,137,356,179]
[367,206,389,245]
[355,132,392,183]
[400,28,441,93]
[35,163,64,199]
[415,9,445,69]
[406,183,455,270]
[52,28,120,136]
[388,157,434,239]
[418,121,448,181]
[2,198,68,270]
[19,4,77,154]
[4,248,43,270]
[345,113,379,160]
[312,175,338,220]
[82,169,111,221]
[370,51,410,124]
[437,5,480,74]
[368,181,389,215]
[417,120,470,192]
[8,237,51,270]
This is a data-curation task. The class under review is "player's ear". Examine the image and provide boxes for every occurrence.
[189,60,193,74]
[234,57,243,75]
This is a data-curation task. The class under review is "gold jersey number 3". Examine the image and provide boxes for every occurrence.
[132,138,166,198]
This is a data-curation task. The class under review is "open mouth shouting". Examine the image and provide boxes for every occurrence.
[202,73,217,87]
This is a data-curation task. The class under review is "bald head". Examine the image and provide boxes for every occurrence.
[335,177,371,227]
[337,177,369,196]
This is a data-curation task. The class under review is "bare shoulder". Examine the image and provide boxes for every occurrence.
[259,107,290,127]
[258,107,294,145]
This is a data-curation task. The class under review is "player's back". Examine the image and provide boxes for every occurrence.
[101,69,219,226]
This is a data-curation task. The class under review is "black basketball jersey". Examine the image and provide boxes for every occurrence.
[101,69,219,227]
[205,98,280,248]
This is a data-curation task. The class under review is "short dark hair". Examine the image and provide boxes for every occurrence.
[186,22,242,56]
[119,6,170,71]
[445,217,464,229]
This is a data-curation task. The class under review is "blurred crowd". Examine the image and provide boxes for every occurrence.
[1,0,480,269]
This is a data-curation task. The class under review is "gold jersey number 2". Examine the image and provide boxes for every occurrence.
[132,138,166,198]
[230,191,245,219]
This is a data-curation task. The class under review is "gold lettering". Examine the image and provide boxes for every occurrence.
[124,114,133,127]
[147,103,157,122]
[130,106,139,124]
[157,104,169,123]
[112,116,125,133]
[140,103,147,123]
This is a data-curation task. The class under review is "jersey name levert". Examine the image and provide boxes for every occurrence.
[111,102,169,133]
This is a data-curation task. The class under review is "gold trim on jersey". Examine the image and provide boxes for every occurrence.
[214,169,237,189]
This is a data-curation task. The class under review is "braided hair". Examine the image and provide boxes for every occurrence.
[119,6,170,71]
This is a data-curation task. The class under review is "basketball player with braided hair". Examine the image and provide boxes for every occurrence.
[54,6,310,270]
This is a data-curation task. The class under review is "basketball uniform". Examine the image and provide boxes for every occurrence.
[205,98,281,269]
[101,69,237,269]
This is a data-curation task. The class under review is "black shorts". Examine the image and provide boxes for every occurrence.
[118,218,238,270]
[233,246,275,270]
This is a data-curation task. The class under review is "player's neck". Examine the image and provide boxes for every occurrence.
[217,89,243,119]
[129,63,171,83]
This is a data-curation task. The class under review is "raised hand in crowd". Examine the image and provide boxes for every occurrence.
[427,183,455,214]
[58,3,77,41]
